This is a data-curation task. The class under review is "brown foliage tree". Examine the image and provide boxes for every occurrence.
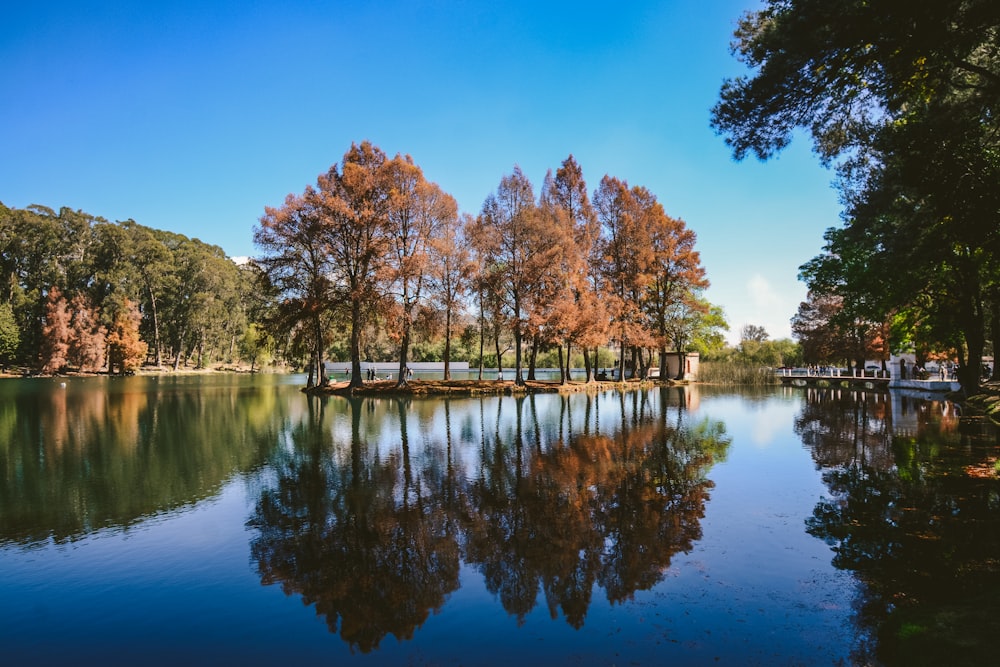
[473,166,581,384]
[430,212,473,380]
[643,206,708,378]
[539,156,602,383]
[315,142,394,388]
[791,291,881,367]
[40,287,71,374]
[594,177,655,379]
[68,293,107,372]
[469,166,540,385]
[384,154,458,386]
[107,299,148,375]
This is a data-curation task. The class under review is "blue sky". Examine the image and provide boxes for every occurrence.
[1,0,842,343]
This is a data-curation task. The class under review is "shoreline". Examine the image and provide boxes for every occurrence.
[306,377,687,397]
[0,362,279,379]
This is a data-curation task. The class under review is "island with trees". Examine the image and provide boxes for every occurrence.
[254,144,720,394]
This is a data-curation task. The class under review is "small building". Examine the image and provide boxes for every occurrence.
[665,352,699,381]
[610,352,699,381]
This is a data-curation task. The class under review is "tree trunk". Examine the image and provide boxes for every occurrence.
[314,314,328,386]
[147,286,162,367]
[557,344,565,384]
[477,289,485,380]
[637,348,649,380]
[172,327,185,372]
[443,302,452,381]
[397,320,411,388]
[494,328,503,381]
[478,321,485,380]
[956,272,985,395]
[397,289,413,386]
[527,335,537,381]
[564,341,572,385]
[349,296,363,388]
[959,327,984,394]
[513,302,524,386]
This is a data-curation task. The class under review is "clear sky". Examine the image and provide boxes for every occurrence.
[1,0,842,343]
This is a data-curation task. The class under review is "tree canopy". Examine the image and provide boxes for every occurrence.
[713,0,1000,392]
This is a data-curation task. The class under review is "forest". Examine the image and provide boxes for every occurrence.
[0,202,263,375]
[0,148,728,384]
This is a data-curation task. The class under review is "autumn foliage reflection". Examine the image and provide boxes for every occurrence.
[248,390,729,651]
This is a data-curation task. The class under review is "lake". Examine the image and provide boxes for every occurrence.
[1,375,997,665]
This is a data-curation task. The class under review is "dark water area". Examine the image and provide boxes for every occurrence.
[0,376,996,665]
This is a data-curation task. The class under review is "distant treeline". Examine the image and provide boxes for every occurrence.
[0,202,265,373]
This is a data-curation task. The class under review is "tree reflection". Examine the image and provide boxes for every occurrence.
[248,396,461,653]
[799,389,1000,665]
[0,376,279,545]
[596,405,728,605]
[248,388,730,646]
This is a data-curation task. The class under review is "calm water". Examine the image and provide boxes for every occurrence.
[1,376,997,666]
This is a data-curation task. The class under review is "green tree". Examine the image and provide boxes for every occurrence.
[0,302,19,369]
[688,303,729,358]
[661,292,710,379]
[126,222,172,367]
[712,0,1000,393]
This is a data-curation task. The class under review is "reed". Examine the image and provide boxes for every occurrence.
[697,361,779,386]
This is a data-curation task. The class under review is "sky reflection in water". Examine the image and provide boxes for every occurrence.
[1,376,994,665]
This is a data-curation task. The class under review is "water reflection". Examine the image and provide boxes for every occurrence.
[797,387,1000,665]
[247,388,731,651]
[0,376,288,545]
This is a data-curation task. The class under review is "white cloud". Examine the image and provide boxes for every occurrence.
[748,273,783,311]
[733,273,802,342]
